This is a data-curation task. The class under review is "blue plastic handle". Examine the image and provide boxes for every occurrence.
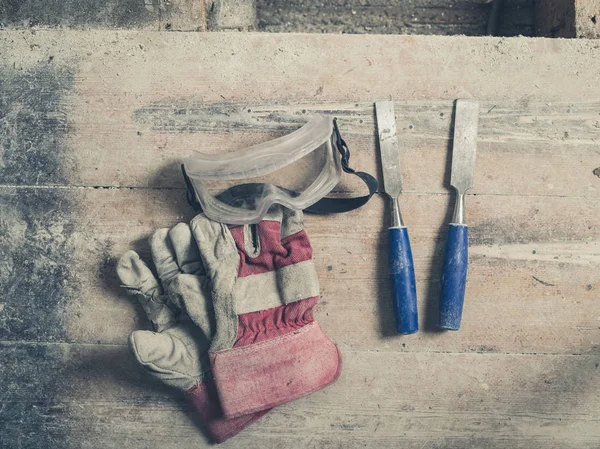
[388,227,418,335]
[438,224,469,330]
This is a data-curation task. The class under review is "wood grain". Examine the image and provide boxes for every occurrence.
[2,32,599,197]
[1,342,599,448]
[0,0,207,31]
[1,31,599,448]
[257,0,535,37]
[8,188,591,356]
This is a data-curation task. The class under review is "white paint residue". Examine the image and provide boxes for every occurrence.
[470,241,600,265]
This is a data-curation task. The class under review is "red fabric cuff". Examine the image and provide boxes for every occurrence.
[185,376,268,443]
[209,322,342,418]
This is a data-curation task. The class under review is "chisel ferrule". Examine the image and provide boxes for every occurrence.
[391,195,405,228]
[451,191,465,225]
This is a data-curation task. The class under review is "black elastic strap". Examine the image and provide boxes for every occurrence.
[182,164,202,212]
[182,118,378,215]
[304,118,378,214]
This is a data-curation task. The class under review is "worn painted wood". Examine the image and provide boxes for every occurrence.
[2,187,596,353]
[67,100,600,198]
[3,31,600,103]
[1,342,599,449]
[257,0,535,37]
[536,0,600,38]
[0,0,208,30]
[1,32,600,197]
[208,0,257,30]
[0,0,532,35]
[1,31,599,448]
[0,0,160,29]
[163,0,208,31]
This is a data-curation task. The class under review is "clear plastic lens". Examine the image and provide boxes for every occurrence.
[184,116,341,224]
[200,142,330,206]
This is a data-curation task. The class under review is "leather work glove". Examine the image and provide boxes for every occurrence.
[190,205,343,419]
[117,224,266,443]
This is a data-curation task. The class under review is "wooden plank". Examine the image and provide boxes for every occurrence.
[2,31,600,103]
[0,0,208,31]
[162,0,208,31]
[256,0,535,37]
[573,0,600,38]
[208,0,257,30]
[536,0,600,38]
[1,33,600,198]
[0,0,161,29]
[114,100,600,197]
[1,342,599,449]
[0,0,534,36]
[2,187,597,356]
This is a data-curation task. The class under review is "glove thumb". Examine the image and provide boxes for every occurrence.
[129,324,208,391]
[117,250,176,331]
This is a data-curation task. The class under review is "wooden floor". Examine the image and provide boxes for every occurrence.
[1,31,599,448]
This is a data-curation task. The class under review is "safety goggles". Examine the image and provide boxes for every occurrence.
[183,115,377,225]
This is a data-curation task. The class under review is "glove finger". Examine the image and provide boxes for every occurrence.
[129,324,210,392]
[117,250,176,331]
[171,274,216,339]
[190,214,239,351]
[190,214,238,269]
[149,228,181,286]
[168,223,205,275]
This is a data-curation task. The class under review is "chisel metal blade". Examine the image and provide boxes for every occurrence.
[450,99,479,195]
[375,100,402,199]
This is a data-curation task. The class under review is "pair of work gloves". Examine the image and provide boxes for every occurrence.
[117,206,342,443]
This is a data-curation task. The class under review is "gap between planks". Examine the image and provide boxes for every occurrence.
[0,340,594,358]
[0,185,595,200]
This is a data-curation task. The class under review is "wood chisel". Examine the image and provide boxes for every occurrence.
[375,100,418,335]
[438,99,479,330]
